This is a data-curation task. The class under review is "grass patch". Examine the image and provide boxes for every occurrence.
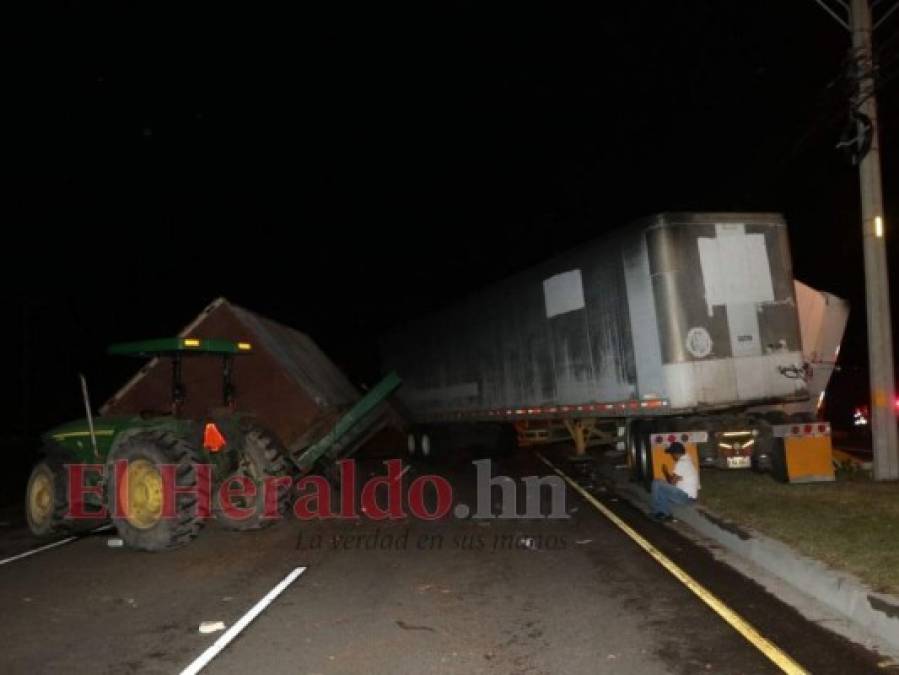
[698,469,899,595]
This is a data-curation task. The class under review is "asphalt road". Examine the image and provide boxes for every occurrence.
[0,447,888,674]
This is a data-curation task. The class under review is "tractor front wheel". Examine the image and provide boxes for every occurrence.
[214,426,292,531]
[25,453,106,537]
[26,459,69,536]
[106,431,207,551]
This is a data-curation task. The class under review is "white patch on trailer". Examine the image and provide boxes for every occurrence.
[543,269,586,318]
[697,224,774,317]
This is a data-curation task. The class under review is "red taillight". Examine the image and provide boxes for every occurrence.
[818,424,827,433]
[667,434,676,443]
[803,424,813,434]
[204,422,227,452]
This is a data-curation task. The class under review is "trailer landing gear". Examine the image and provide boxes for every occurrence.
[564,418,597,456]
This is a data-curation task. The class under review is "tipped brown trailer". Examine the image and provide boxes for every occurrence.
[102,298,368,456]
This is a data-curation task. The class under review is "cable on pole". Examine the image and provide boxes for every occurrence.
[813,0,851,29]
[874,1,899,29]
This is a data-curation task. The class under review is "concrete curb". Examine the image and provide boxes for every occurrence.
[615,478,899,655]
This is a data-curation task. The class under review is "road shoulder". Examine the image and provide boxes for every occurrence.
[610,461,899,664]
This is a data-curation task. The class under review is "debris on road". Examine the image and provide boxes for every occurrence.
[106,538,124,548]
[199,621,226,634]
[576,539,593,545]
[518,537,539,551]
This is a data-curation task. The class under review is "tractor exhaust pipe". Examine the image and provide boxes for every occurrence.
[79,374,99,459]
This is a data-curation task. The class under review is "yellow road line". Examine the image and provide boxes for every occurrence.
[536,452,807,675]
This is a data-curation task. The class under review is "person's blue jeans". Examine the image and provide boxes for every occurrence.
[650,480,694,516]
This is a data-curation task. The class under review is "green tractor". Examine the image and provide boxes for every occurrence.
[25,337,292,551]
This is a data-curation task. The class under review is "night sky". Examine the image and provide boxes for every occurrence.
[6,1,899,437]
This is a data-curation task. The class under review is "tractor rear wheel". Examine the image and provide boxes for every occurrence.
[214,426,292,531]
[106,431,207,551]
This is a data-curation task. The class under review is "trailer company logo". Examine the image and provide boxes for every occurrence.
[63,459,569,523]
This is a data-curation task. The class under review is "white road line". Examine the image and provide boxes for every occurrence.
[0,536,78,566]
[180,566,307,675]
[0,524,114,567]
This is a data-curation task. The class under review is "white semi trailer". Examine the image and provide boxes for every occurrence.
[382,213,847,484]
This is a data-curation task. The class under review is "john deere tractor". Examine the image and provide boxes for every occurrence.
[25,337,292,551]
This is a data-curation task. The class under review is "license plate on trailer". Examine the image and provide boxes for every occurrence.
[726,456,752,469]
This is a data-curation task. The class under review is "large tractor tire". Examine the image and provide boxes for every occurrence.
[25,460,69,537]
[106,431,207,552]
[26,454,106,537]
[26,457,72,536]
[214,426,292,531]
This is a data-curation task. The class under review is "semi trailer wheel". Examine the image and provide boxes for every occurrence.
[214,426,291,531]
[637,424,655,491]
[751,428,774,473]
[627,421,642,482]
[106,430,206,552]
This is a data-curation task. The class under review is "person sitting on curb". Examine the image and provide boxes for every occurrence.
[650,441,699,521]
